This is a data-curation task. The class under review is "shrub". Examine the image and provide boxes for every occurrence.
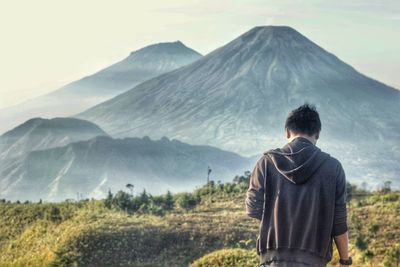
[382,193,399,202]
[176,193,199,210]
[355,234,368,251]
[361,249,374,264]
[46,206,62,223]
[368,223,380,236]
[384,245,400,267]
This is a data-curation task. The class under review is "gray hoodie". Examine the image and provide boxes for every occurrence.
[245,136,348,266]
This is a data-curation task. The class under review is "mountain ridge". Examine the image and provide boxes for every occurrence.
[0,117,108,160]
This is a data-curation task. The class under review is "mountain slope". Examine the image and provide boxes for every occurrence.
[0,41,202,134]
[0,117,108,160]
[75,26,400,187]
[54,41,202,97]
[0,135,253,201]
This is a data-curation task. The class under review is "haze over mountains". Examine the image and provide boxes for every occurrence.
[1,25,399,201]
[76,26,400,188]
[0,118,252,201]
[0,41,202,135]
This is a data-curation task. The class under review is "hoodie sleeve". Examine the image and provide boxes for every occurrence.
[245,156,267,220]
[332,162,348,236]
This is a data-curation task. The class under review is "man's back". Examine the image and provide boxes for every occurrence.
[246,136,348,266]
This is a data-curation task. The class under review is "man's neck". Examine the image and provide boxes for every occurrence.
[289,135,316,145]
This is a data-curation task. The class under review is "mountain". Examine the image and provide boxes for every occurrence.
[75,26,400,188]
[0,117,108,160]
[0,41,202,135]
[0,135,254,201]
[53,41,202,97]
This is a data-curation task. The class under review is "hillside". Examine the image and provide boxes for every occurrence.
[0,178,399,267]
[0,117,108,160]
[75,25,400,189]
[0,135,254,202]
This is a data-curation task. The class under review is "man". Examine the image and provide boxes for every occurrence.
[245,104,352,267]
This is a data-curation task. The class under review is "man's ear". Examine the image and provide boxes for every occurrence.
[285,128,291,139]
[315,132,319,140]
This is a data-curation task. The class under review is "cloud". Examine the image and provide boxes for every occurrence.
[321,0,400,20]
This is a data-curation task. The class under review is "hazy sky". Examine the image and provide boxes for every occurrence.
[0,0,399,109]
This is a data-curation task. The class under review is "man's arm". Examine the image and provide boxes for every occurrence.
[245,156,267,221]
[334,231,349,261]
[332,162,350,263]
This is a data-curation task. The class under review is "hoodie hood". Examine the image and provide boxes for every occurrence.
[264,136,330,184]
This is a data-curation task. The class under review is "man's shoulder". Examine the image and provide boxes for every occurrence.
[254,153,270,165]
[322,153,342,168]
[262,147,280,156]
[319,152,345,178]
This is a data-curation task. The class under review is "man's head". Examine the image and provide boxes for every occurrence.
[284,103,321,145]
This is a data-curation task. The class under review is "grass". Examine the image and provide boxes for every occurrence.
[0,188,399,266]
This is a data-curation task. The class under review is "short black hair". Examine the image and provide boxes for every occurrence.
[285,103,321,136]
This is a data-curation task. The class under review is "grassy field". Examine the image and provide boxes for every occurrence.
[0,180,399,267]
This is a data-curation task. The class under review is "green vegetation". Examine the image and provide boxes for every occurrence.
[103,189,174,215]
[189,248,258,267]
[0,174,399,267]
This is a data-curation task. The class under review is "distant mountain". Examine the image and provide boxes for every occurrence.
[0,117,107,160]
[76,26,400,188]
[0,135,253,201]
[0,41,202,134]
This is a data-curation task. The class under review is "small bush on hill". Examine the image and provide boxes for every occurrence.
[176,192,200,210]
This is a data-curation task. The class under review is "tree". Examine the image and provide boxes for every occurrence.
[346,182,353,202]
[126,183,134,195]
[104,190,113,209]
[233,171,251,184]
[113,190,133,213]
[361,181,369,192]
[381,181,392,193]
[139,189,149,206]
[164,190,174,210]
